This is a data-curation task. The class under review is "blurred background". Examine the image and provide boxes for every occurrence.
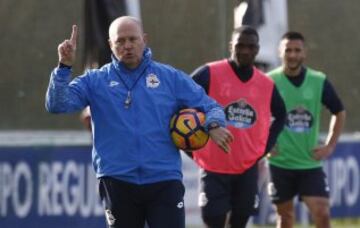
[0,0,359,227]
[1,0,359,131]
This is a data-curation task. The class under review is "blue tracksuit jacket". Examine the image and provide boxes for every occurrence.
[45,48,225,184]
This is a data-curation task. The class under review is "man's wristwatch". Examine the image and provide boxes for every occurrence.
[207,122,220,131]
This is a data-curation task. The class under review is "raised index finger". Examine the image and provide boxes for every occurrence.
[70,25,78,46]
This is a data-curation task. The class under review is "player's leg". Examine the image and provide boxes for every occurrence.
[299,167,330,228]
[145,180,185,228]
[268,165,298,228]
[202,213,228,228]
[302,196,330,228]
[199,169,232,228]
[98,177,146,228]
[230,163,259,228]
[274,200,295,228]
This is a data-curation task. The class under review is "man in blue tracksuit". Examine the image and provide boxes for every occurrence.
[45,16,233,228]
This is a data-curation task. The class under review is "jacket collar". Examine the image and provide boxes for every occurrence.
[111,47,152,76]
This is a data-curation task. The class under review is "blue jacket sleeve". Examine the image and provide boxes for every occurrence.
[45,67,89,113]
[174,71,226,129]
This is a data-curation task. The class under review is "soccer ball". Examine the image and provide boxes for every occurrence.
[170,108,209,151]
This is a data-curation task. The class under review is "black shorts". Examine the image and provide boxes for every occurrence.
[98,177,185,228]
[199,164,259,217]
[268,165,330,204]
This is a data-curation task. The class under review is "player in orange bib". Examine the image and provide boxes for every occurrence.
[191,26,286,228]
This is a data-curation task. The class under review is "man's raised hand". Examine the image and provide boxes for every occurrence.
[58,25,78,66]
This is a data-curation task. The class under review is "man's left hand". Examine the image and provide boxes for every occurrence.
[208,127,234,153]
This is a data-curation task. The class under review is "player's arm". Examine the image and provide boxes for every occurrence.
[313,79,346,160]
[191,65,210,94]
[265,85,286,156]
[325,111,346,149]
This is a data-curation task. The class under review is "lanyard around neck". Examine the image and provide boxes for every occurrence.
[113,65,147,109]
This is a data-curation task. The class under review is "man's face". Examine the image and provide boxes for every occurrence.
[109,21,146,69]
[279,38,306,72]
[231,33,259,67]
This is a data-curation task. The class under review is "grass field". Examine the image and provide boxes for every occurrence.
[187,218,360,228]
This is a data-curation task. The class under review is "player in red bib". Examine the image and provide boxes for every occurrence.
[191,26,286,228]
